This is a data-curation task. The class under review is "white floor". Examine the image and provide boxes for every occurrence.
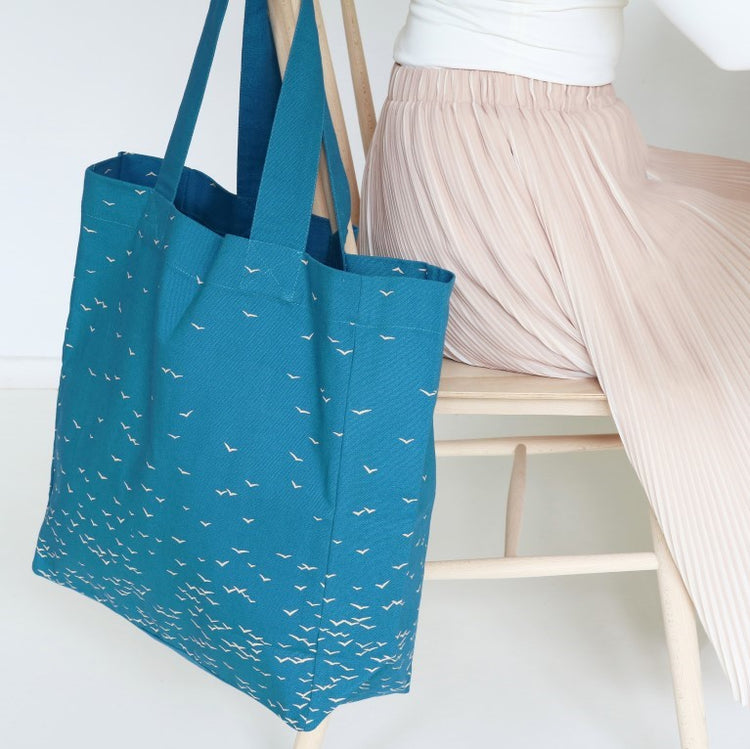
[4,389,749,748]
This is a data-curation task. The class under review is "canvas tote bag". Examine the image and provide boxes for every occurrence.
[31,0,456,732]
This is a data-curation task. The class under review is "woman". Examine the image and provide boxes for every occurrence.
[359,0,750,707]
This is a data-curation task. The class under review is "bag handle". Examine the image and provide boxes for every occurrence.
[237,0,280,202]
[246,0,350,258]
[155,0,351,263]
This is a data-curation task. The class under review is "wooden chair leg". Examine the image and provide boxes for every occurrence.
[292,715,331,748]
[648,506,709,748]
[504,442,527,557]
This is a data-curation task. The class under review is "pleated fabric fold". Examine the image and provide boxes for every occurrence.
[359,61,750,706]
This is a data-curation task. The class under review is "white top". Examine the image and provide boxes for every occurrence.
[393,1,750,85]
[393,0,630,86]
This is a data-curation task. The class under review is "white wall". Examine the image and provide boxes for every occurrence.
[3,1,750,747]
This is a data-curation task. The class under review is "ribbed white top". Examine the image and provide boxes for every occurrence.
[393,0,630,86]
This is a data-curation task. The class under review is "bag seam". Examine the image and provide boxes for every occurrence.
[161,259,448,335]
[304,288,362,726]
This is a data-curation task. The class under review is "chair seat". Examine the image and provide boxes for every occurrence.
[436,357,610,417]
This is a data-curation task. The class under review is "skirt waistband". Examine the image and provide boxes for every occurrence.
[387,62,619,111]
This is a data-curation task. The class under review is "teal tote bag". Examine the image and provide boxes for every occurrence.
[31,0,456,733]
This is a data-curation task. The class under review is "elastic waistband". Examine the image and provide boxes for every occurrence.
[387,62,619,111]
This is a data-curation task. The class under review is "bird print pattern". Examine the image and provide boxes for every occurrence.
[32,152,455,731]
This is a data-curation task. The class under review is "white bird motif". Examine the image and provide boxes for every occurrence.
[223,585,246,594]
[351,408,371,415]
[382,599,405,611]
[215,559,230,567]
[379,334,396,340]
[295,406,310,415]
[363,465,378,474]
[244,480,259,488]
[352,507,376,516]
[179,410,194,417]
[289,452,303,462]
[242,310,258,317]
[190,322,205,330]
[336,348,353,356]
[291,480,302,489]
[82,226,97,234]
[245,266,261,274]
[224,442,238,452]
[419,388,438,397]
[399,437,415,444]
[402,497,418,504]
[379,289,394,297]
[242,517,255,524]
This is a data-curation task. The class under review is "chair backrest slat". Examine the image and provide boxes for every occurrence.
[341,0,378,156]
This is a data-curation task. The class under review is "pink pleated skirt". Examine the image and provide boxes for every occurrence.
[359,61,750,705]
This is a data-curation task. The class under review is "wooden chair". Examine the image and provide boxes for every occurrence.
[263,2,711,746]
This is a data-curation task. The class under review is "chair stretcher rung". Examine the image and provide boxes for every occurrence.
[424,552,658,580]
[435,433,622,457]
